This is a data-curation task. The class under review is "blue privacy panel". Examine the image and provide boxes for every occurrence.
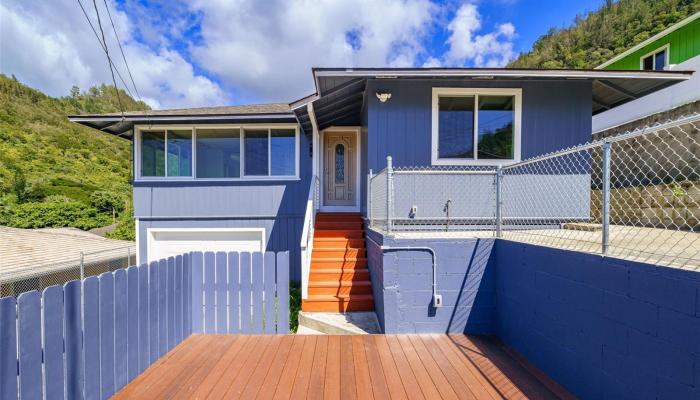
[126,267,139,381]
[83,277,100,400]
[264,252,276,334]
[99,272,116,398]
[191,252,204,333]
[216,252,228,333]
[167,257,175,351]
[175,255,183,344]
[114,269,128,391]
[64,281,83,400]
[18,291,42,400]
[148,261,159,364]
[252,252,264,334]
[137,264,149,373]
[204,252,216,334]
[0,296,17,400]
[42,286,64,400]
[240,252,252,333]
[277,252,290,334]
[158,259,167,357]
[228,252,240,334]
[183,253,192,337]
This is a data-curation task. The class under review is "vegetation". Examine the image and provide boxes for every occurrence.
[290,281,301,333]
[508,0,700,69]
[0,74,149,238]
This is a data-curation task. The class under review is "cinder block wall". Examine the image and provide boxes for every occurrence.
[494,240,700,400]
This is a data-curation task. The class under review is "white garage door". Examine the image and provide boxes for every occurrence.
[147,228,265,263]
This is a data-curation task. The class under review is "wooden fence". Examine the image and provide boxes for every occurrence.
[0,251,289,400]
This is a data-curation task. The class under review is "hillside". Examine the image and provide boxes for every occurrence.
[0,74,149,240]
[509,0,700,69]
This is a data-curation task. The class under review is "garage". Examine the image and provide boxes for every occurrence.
[146,228,265,263]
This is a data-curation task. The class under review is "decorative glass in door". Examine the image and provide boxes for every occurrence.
[335,144,345,184]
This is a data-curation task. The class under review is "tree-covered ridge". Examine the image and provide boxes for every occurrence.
[508,0,700,69]
[0,74,149,239]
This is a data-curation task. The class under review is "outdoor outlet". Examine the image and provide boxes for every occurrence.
[433,294,443,308]
[410,205,418,217]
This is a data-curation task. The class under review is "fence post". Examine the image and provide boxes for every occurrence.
[495,166,503,238]
[601,141,611,254]
[367,169,373,228]
[127,247,131,267]
[386,156,393,234]
[80,252,85,281]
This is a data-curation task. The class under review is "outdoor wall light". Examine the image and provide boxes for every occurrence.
[376,91,392,102]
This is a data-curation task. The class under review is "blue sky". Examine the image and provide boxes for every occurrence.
[1,0,607,108]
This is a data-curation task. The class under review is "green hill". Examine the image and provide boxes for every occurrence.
[508,0,700,69]
[0,74,149,239]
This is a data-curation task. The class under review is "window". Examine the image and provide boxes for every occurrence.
[335,144,345,183]
[137,125,298,180]
[641,46,668,71]
[432,88,521,165]
[196,128,240,178]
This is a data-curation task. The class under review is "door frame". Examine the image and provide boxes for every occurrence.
[319,127,361,212]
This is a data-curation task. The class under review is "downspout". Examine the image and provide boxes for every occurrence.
[366,235,443,308]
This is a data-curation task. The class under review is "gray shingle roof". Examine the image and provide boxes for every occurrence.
[76,103,292,118]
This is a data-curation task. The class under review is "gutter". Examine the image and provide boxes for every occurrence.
[68,113,296,123]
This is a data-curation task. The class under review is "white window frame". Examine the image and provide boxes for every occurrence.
[134,123,300,182]
[640,44,670,71]
[431,87,522,166]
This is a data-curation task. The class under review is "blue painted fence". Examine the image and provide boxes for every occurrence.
[0,251,289,400]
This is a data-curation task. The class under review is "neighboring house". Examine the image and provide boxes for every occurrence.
[70,67,689,318]
[0,226,135,296]
[593,11,700,135]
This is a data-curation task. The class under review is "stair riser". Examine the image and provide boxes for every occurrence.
[315,221,364,230]
[315,230,364,239]
[315,213,362,220]
[308,285,372,296]
[309,271,369,282]
[313,239,365,249]
[311,260,367,269]
[302,300,374,312]
[312,249,366,258]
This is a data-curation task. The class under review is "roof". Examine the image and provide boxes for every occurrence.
[69,103,297,138]
[292,67,692,133]
[596,11,700,69]
[0,226,136,283]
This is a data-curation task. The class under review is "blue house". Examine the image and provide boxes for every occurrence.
[70,67,689,320]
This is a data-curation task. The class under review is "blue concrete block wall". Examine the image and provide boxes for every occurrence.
[494,240,700,400]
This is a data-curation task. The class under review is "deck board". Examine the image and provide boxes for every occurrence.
[114,334,571,399]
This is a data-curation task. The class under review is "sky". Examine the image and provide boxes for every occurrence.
[0,0,604,109]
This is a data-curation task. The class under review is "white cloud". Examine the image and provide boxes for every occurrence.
[444,3,516,67]
[0,0,226,109]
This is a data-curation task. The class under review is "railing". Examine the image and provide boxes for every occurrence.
[368,113,700,269]
[300,175,319,299]
[0,251,290,400]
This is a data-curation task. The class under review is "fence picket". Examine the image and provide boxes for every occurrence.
[148,261,159,364]
[240,252,252,333]
[228,252,240,334]
[216,252,228,333]
[175,255,183,344]
[42,286,64,400]
[99,272,116,398]
[183,253,192,336]
[0,296,17,400]
[167,257,176,351]
[63,281,83,400]
[277,252,290,334]
[114,269,128,390]
[263,252,276,334]
[158,259,167,357]
[204,252,216,334]
[83,277,101,400]
[127,267,139,380]
[252,252,264,334]
[191,252,203,334]
[17,291,42,400]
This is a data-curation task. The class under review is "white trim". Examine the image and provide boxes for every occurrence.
[430,87,522,166]
[146,227,266,262]
[319,126,362,212]
[639,44,670,71]
[597,11,700,69]
[134,123,300,182]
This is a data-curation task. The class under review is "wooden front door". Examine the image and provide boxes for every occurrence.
[324,132,356,206]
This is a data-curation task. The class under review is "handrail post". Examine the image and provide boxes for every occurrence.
[386,156,393,234]
[367,169,373,228]
[601,141,611,254]
[495,166,503,238]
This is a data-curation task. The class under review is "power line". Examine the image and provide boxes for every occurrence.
[91,0,125,118]
[75,0,134,100]
[102,0,141,102]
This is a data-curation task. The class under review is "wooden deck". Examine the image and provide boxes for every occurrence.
[113,334,571,399]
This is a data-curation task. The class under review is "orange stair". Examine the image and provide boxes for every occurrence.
[302,212,375,312]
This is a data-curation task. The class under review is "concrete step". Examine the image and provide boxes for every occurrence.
[302,294,374,312]
[313,238,365,249]
[308,280,372,295]
[315,221,364,230]
[310,258,367,269]
[309,269,369,282]
[312,248,366,258]
[314,229,364,239]
[298,311,381,335]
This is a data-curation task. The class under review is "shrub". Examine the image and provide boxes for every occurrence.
[1,200,111,230]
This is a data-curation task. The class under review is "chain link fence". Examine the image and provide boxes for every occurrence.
[369,113,700,270]
[0,245,136,297]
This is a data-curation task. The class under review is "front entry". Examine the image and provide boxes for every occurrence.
[323,131,357,207]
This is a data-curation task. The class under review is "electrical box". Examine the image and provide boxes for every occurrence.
[433,294,443,308]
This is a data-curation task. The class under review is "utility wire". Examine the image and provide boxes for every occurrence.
[75,0,134,100]
[102,0,141,102]
[91,0,125,119]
